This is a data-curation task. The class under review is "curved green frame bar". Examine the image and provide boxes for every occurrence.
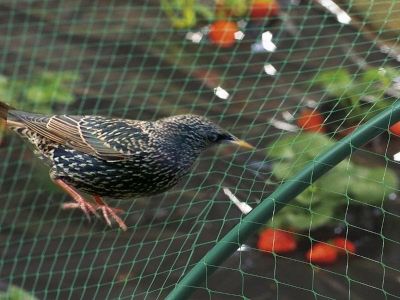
[165,102,400,300]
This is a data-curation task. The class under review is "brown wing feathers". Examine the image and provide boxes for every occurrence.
[4,108,123,160]
[49,115,130,160]
[47,115,100,155]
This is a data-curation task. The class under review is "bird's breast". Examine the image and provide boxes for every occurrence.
[50,146,193,198]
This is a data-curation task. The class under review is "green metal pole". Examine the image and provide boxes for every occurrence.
[165,102,400,300]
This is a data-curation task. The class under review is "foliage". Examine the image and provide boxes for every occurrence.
[0,71,80,113]
[161,0,278,29]
[267,132,398,230]
[0,283,40,300]
[309,67,400,124]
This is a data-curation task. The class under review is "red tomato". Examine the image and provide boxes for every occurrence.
[306,243,338,265]
[332,237,356,256]
[389,121,400,136]
[257,228,297,254]
[297,109,326,133]
[250,0,280,19]
[209,20,238,48]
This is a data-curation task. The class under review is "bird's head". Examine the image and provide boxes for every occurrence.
[157,115,253,155]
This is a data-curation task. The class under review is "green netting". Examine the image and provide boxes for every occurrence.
[0,1,400,299]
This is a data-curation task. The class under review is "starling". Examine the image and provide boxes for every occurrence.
[0,101,253,230]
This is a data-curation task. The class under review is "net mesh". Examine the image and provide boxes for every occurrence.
[0,0,400,299]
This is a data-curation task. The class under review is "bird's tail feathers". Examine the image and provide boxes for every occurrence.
[0,101,13,121]
[0,101,13,144]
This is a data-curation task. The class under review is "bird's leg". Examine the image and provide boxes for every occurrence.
[53,179,128,231]
[91,195,127,231]
[53,179,101,220]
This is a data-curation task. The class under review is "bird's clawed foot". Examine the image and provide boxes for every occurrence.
[91,195,127,231]
[62,200,101,220]
[62,199,127,231]
[54,179,127,231]
[97,205,127,231]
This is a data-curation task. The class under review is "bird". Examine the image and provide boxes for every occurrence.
[0,101,253,231]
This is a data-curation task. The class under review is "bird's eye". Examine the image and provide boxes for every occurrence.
[208,132,219,142]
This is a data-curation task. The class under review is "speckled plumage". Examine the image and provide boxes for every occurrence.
[0,101,253,230]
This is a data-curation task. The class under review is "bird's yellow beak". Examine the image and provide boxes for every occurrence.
[230,138,255,149]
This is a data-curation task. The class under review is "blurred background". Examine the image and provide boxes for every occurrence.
[0,0,400,299]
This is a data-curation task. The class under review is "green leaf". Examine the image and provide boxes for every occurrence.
[291,132,336,158]
[362,68,399,92]
[267,136,297,160]
[51,88,75,103]
[312,69,353,98]
[308,67,399,124]
[295,188,315,206]
[347,166,398,205]
[315,167,350,197]
[0,74,8,87]
[270,198,339,231]
[268,132,348,170]
[268,132,334,159]
[25,86,51,103]
[271,160,297,181]
[0,284,40,300]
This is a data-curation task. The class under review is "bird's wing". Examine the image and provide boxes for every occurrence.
[7,111,71,146]
[8,112,142,161]
[47,115,147,161]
